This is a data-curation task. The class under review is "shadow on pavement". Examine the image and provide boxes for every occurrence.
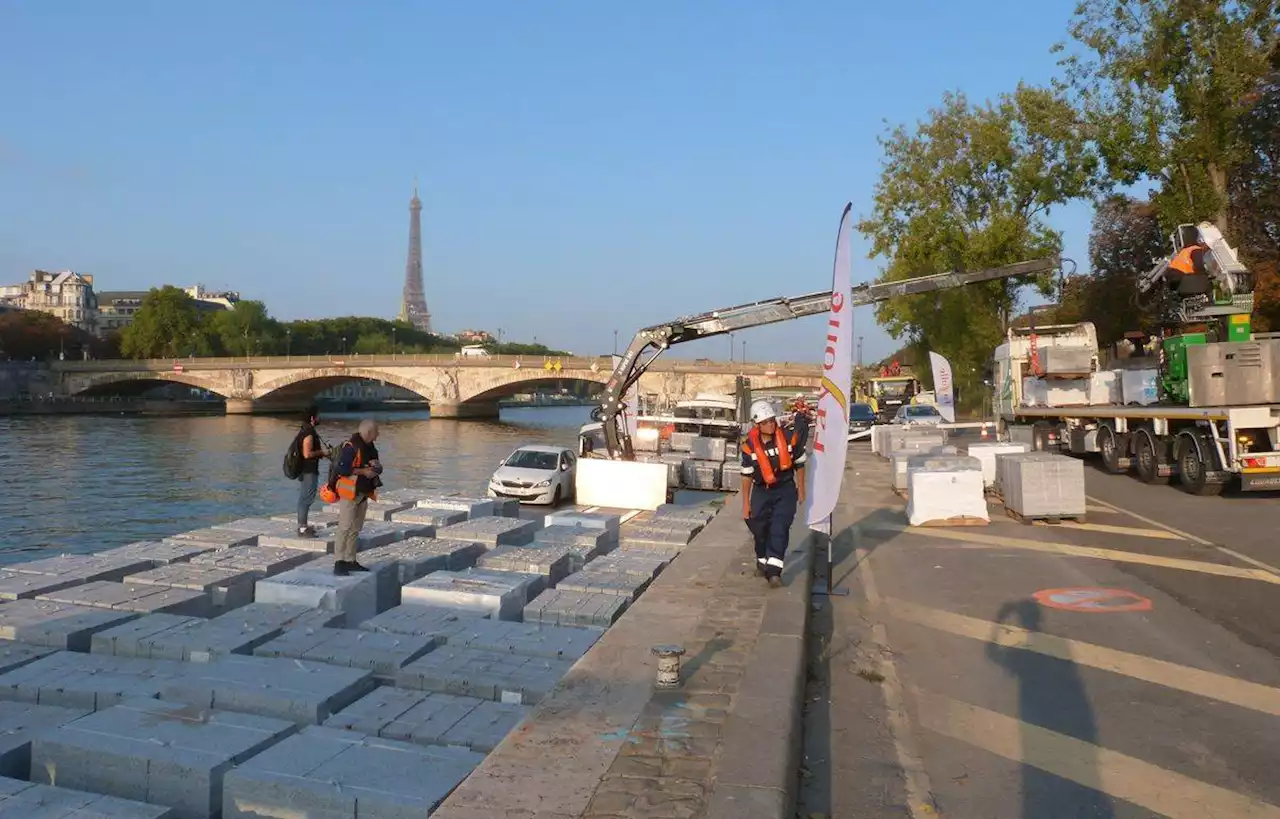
[986,599,1116,819]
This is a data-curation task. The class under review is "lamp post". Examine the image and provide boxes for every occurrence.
[286,329,291,360]
[391,327,396,359]
[613,330,618,356]
[729,332,735,362]
[742,340,747,363]
[341,336,347,356]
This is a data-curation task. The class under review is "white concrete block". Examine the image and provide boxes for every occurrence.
[254,564,381,626]
[38,580,212,618]
[543,510,621,532]
[435,517,538,550]
[126,564,257,612]
[401,569,542,622]
[408,495,496,519]
[99,540,219,567]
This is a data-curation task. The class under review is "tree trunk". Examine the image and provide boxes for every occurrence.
[1207,161,1230,235]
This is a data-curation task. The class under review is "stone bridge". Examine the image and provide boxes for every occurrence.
[51,354,822,417]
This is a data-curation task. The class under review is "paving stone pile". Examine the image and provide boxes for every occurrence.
[0,497,718,817]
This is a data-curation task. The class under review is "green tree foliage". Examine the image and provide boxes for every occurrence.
[1059,0,1280,231]
[209,301,280,357]
[858,85,1099,399]
[119,286,214,358]
[0,310,118,361]
[1230,69,1280,330]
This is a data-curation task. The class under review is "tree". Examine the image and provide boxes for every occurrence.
[1230,69,1280,329]
[119,286,214,359]
[1059,0,1280,232]
[0,310,114,360]
[209,300,282,357]
[858,85,1099,400]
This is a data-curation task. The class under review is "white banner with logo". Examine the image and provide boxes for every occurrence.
[806,203,855,535]
[929,351,956,422]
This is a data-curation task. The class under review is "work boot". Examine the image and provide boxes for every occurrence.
[767,575,783,589]
[333,561,350,576]
[755,561,766,577]
[297,526,316,538]
[348,561,370,573]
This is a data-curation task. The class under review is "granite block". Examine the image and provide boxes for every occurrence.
[434,517,537,549]
[396,647,573,705]
[0,651,184,711]
[0,600,139,652]
[38,581,211,618]
[253,627,439,678]
[0,776,174,818]
[98,540,220,568]
[10,555,151,584]
[0,700,90,779]
[523,588,630,629]
[400,569,543,621]
[126,565,256,612]
[161,655,374,724]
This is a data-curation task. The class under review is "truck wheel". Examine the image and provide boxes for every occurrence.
[1098,425,1126,474]
[1176,433,1225,496]
[1031,422,1055,452]
[1133,430,1170,485]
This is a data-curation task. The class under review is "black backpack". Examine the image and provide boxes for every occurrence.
[283,428,305,480]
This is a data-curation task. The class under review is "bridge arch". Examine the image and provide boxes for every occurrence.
[253,368,436,405]
[67,370,228,398]
[460,371,608,405]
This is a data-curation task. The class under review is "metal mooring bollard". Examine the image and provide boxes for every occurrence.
[651,644,686,688]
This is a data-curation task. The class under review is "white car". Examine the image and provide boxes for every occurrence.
[487,445,577,505]
[892,404,944,426]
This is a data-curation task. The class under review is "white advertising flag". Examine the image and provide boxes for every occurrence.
[929,351,956,423]
[806,203,855,536]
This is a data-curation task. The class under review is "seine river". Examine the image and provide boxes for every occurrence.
[1,406,594,564]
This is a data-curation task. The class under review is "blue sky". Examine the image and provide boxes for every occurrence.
[0,1,1092,364]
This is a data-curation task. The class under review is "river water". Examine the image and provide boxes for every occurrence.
[1,406,595,565]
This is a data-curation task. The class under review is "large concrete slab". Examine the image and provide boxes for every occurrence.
[253,627,439,678]
[434,517,537,550]
[222,725,484,819]
[477,544,575,585]
[256,530,337,553]
[358,604,488,639]
[555,568,651,600]
[535,523,615,552]
[254,563,383,626]
[0,571,85,602]
[544,510,621,532]
[355,520,432,551]
[99,540,220,567]
[401,569,543,621]
[396,646,573,705]
[212,517,302,537]
[96,604,343,663]
[325,687,530,753]
[90,614,204,659]
[190,545,318,580]
[0,776,174,818]
[0,600,139,652]
[38,580,211,618]
[361,537,485,584]
[269,508,340,528]
[407,495,496,519]
[438,617,601,661]
[491,497,521,518]
[387,507,469,532]
[167,528,258,548]
[31,697,297,819]
[161,655,374,724]
[126,565,257,612]
[10,555,152,584]
[0,643,59,676]
[0,701,89,779]
[0,651,184,711]
[523,588,630,629]
[586,550,670,580]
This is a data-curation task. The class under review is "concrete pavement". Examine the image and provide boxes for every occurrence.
[799,445,1280,818]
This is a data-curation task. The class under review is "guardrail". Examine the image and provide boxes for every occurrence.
[49,355,822,377]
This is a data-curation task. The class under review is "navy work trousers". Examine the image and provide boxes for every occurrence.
[746,479,798,579]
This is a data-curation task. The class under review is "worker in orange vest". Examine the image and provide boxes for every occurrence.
[740,399,808,588]
[1164,241,1212,295]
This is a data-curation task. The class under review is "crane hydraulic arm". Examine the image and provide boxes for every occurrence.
[598,255,1061,459]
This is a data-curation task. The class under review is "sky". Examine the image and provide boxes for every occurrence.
[0,1,1095,364]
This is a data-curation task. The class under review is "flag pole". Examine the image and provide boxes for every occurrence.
[811,515,847,597]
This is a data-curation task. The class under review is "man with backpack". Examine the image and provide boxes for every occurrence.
[284,405,330,538]
[327,419,383,575]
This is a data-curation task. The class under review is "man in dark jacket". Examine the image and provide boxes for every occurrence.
[331,419,382,575]
[295,405,331,538]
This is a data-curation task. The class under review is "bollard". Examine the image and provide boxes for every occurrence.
[651,644,686,689]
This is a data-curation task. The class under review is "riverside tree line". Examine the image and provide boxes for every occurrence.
[860,0,1278,403]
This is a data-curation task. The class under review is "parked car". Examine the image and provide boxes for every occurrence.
[892,403,944,426]
[848,402,877,436]
[487,445,577,505]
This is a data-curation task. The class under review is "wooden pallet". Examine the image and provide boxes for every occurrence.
[893,487,909,501]
[1004,507,1086,526]
[912,516,989,528]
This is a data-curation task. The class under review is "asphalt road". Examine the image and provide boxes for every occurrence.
[798,444,1280,819]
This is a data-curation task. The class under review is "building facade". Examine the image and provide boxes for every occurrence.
[98,285,239,336]
[0,270,99,333]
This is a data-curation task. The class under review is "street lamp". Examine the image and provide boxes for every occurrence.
[729,332,735,362]
[286,329,291,360]
[391,327,396,359]
[341,336,347,356]
[742,340,747,363]
[613,330,618,356]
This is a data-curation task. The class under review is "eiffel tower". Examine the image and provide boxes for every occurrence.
[399,181,432,333]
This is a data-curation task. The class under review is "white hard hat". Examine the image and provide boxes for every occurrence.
[750,399,777,424]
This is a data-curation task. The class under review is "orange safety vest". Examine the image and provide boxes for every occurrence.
[743,425,797,486]
[1168,246,1201,275]
[334,439,378,502]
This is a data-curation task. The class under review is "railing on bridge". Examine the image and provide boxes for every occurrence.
[50,354,822,378]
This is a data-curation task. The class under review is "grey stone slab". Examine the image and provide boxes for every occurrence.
[407,495,496,519]
[388,506,469,529]
[211,517,301,537]
[0,570,86,602]
[0,776,174,818]
[585,550,670,580]
[361,538,485,585]
[254,563,383,626]
[491,498,521,518]
[269,508,340,528]
[327,688,526,753]
[0,701,90,779]
[126,565,257,612]
[0,643,59,676]
[373,488,442,505]
[653,502,718,523]
[10,555,152,584]
[253,627,439,678]
[522,588,630,629]
[478,544,575,585]
[441,699,529,752]
[161,655,374,725]
[190,545,318,579]
[167,528,258,548]
[0,600,140,652]
[435,517,537,550]
[99,541,220,567]
[535,524,615,551]
[255,530,337,553]
[438,618,600,661]
[615,538,685,557]
[395,646,573,705]
[223,725,484,819]
[121,604,336,663]
[0,651,184,711]
[31,697,297,819]
[358,604,488,639]
[401,569,544,621]
[90,614,204,658]
[39,581,211,618]
[556,569,650,601]
[545,510,622,532]
[621,520,702,545]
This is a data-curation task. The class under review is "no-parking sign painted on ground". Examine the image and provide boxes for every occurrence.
[1032,587,1153,613]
